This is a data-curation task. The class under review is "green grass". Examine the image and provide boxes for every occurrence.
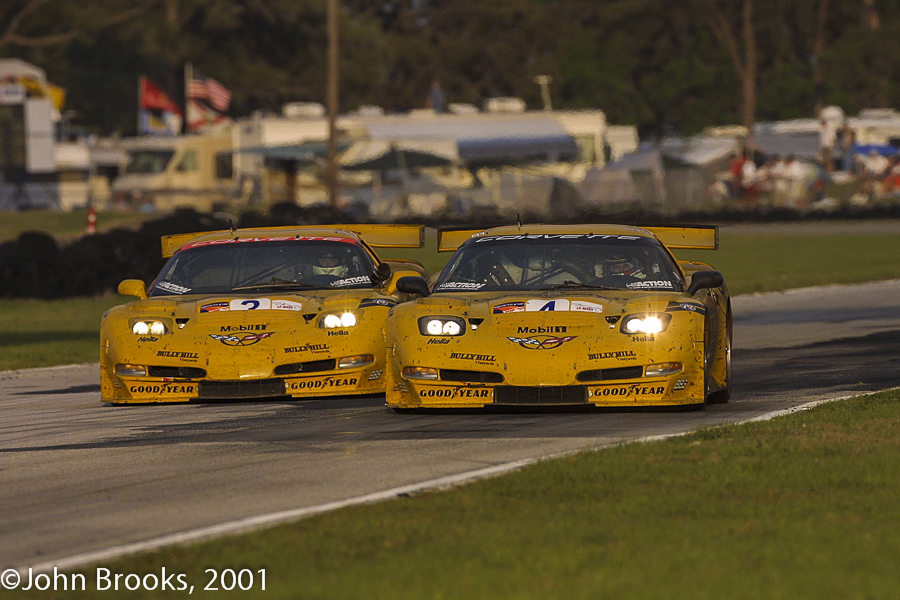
[13,391,900,600]
[0,209,154,244]
[0,295,125,371]
[677,230,900,295]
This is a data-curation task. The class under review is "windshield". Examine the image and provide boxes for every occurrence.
[434,235,683,292]
[125,149,176,174]
[149,239,378,296]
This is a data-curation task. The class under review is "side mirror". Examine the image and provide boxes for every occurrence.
[686,270,724,296]
[396,275,430,297]
[371,262,392,285]
[118,279,148,300]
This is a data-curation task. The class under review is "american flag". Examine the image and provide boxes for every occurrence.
[187,71,231,112]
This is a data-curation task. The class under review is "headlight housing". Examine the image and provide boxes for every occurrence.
[620,313,672,335]
[318,311,361,329]
[130,319,171,335]
[417,316,466,336]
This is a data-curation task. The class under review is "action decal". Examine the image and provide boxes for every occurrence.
[625,280,675,290]
[156,281,191,294]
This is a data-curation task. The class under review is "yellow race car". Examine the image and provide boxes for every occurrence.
[386,224,731,409]
[100,224,426,404]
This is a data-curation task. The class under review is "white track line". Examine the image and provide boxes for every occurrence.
[20,393,878,576]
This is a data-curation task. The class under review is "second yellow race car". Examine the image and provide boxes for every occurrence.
[385,223,731,409]
[100,224,426,405]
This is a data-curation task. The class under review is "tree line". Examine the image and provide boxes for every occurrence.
[2,0,898,139]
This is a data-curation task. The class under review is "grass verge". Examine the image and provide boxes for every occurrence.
[0,295,125,371]
[12,390,900,599]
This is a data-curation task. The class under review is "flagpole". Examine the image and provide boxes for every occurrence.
[184,62,192,135]
[326,0,340,208]
[137,75,143,135]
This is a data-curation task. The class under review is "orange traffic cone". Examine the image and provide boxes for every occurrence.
[86,206,97,235]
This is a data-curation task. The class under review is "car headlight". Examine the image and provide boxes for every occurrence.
[130,319,170,335]
[620,313,672,335]
[417,316,466,336]
[318,311,360,329]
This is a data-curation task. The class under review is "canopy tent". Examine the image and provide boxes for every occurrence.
[340,139,457,171]
[234,140,352,163]
[361,114,580,167]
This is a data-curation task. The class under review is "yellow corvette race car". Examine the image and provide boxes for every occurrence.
[386,224,731,409]
[100,224,427,404]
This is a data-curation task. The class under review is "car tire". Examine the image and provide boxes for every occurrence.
[707,309,732,404]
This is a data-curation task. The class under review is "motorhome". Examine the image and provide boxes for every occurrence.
[109,131,234,211]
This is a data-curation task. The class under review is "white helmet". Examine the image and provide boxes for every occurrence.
[312,250,349,277]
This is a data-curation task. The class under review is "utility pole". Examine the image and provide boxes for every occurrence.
[326,0,340,208]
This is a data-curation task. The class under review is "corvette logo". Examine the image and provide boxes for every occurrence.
[209,332,274,346]
[506,335,577,350]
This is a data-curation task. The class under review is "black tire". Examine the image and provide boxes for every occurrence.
[707,310,733,404]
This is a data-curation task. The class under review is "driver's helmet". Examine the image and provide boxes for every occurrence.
[312,250,349,277]
[599,254,646,278]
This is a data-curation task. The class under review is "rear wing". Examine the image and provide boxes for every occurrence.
[437,228,488,252]
[644,226,718,250]
[437,225,718,253]
[161,224,425,257]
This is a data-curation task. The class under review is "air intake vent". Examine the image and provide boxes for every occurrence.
[494,386,587,405]
[440,369,504,383]
[199,379,286,399]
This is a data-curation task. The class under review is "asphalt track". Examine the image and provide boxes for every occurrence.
[3,279,900,571]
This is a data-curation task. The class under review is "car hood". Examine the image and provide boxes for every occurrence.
[413,290,704,320]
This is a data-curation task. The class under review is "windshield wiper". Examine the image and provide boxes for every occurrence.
[232,278,319,292]
[538,281,616,291]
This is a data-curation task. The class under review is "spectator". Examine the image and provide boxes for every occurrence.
[426,81,446,113]
[727,151,747,201]
[839,123,857,174]
[740,153,759,206]
[819,114,838,173]
[782,154,808,209]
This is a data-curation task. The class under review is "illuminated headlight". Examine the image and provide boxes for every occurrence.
[645,362,682,377]
[417,316,466,336]
[115,364,147,377]
[319,311,360,328]
[402,366,439,380]
[339,354,375,368]
[131,320,169,335]
[620,313,671,335]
